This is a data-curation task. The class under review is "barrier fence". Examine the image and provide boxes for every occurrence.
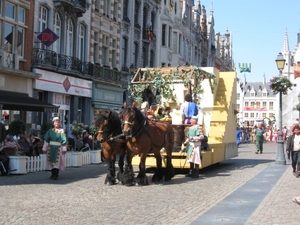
[8,150,101,174]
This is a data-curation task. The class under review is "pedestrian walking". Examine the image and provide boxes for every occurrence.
[236,127,242,147]
[286,124,300,177]
[292,196,300,205]
[42,117,68,180]
[255,123,264,154]
[251,126,257,143]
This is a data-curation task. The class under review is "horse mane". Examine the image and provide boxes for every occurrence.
[133,107,145,124]
[108,111,122,132]
[95,110,122,135]
[94,114,106,127]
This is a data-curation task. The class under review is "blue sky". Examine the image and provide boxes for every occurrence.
[199,0,300,82]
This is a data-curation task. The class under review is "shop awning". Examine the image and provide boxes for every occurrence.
[0,90,59,113]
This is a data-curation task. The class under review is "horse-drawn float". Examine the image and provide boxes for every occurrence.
[126,66,238,169]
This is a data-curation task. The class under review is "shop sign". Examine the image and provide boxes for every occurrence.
[37,28,59,47]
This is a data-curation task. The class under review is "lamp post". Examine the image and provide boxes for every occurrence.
[275,52,286,165]
[129,64,135,75]
[298,93,300,119]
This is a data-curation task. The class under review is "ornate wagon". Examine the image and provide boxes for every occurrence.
[128,66,238,169]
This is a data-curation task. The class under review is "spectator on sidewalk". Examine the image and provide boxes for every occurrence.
[236,127,242,147]
[251,126,257,143]
[68,120,77,150]
[286,123,297,160]
[292,196,300,205]
[18,133,32,156]
[0,146,9,175]
[255,123,265,154]
[286,124,300,177]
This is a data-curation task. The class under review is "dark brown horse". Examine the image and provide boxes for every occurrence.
[95,110,129,185]
[120,104,174,185]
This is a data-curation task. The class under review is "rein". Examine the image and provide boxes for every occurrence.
[97,120,125,142]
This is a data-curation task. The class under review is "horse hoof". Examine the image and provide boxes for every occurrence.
[152,175,163,182]
[164,177,172,182]
[104,180,117,185]
[135,177,149,186]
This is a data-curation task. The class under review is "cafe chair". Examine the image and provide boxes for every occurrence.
[4,147,17,156]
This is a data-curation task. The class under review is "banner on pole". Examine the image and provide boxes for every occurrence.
[239,63,251,73]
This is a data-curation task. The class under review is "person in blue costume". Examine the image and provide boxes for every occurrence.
[236,127,242,147]
[181,94,198,124]
[42,117,68,180]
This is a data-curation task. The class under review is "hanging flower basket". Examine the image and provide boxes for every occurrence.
[295,104,300,111]
[269,76,292,95]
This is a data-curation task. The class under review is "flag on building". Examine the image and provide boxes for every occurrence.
[239,63,251,73]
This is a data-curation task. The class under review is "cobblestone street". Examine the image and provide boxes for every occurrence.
[1,142,299,225]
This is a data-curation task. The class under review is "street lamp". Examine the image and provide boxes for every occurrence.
[275,52,286,165]
[298,93,300,119]
[129,64,135,75]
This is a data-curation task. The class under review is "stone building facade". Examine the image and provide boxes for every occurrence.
[0,0,235,133]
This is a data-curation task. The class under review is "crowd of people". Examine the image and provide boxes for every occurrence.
[236,124,292,147]
[0,130,44,175]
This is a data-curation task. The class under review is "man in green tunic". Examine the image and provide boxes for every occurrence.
[42,117,68,180]
[255,123,265,154]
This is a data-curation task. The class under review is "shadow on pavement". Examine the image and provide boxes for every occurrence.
[0,164,108,186]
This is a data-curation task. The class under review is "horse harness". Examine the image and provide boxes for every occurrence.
[123,113,168,152]
[97,115,125,143]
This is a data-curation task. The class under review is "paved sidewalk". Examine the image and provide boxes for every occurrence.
[247,155,300,224]
[1,141,300,225]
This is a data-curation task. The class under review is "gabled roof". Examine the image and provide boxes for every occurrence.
[242,81,276,97]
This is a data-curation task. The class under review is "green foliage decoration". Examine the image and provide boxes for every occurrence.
[295,104,300,111]
[41,122,53,139]
[128,66,216,105]
[8,120,26,136]
[72,123,84,137]
[88,124,98,136]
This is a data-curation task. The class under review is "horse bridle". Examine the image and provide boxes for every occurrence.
[97,115,119,142]
[121,108,135,137]
[122,108,146,138]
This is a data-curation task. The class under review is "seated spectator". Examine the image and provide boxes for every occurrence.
[82,130,98,151]
[4,134,18,148]
[18,133,32,156]
[75,134,83,151]
[0,147,9,175]
[29,133,42,156]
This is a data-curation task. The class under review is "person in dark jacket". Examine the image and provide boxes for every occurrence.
[0,147,9,175]
[286,124,300,177]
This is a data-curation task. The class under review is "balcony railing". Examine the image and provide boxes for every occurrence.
[31,48,121,84]
[53,0,88,16]
[32,48,82,74]
[93,64,121,82]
